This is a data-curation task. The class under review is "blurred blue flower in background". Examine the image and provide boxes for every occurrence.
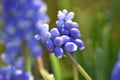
[0,0,49,63]
[0,0,49,79]
[0,57,33,80]
[111,50,120,80]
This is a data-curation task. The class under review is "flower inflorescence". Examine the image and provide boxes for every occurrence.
[0,0,49,79]
[0,57,33,80]
[0,0,49,63]
[36,9,84,58]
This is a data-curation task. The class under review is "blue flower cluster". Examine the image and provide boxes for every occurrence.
[111,51,120,80]
[0,0,49,79]
[36,9,84,58]
[0,0,49,63]
[0,57,33,80]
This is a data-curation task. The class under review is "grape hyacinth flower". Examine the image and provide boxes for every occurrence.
[35,9,92,80]
[36,9,84,58]
[111,50,120,80]
[0,0,49,79]
[0,57,33,80]
[0,0,49,63]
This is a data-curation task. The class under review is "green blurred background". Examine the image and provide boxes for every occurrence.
[0,0,120,80]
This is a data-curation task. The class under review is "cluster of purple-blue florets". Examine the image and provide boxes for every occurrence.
[0,57,33,80]
[0,0,49,79]
[0,0,49,63]
[35,9,84,58]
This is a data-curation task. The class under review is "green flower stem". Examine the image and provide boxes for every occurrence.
[65,52,92,80]
[24,48,31,72]
[50,54,62,80]
[72,54,79,80]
